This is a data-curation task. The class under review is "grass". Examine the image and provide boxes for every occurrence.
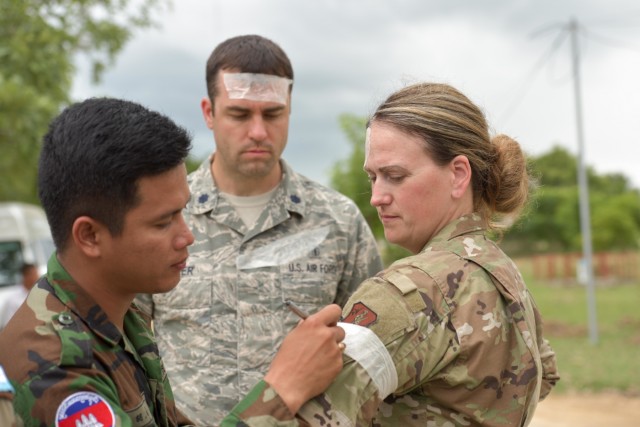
[525,276,640,395]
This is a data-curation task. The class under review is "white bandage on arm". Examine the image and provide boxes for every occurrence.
[223,72,292,104]
[338,322,398,399]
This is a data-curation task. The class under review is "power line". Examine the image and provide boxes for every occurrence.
[582,27,640,55]
[497,26,568,125]
[497,18,640,127]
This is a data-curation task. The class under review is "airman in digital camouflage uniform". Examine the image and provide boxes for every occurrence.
[136,34,383,425]
[294,82,560,426]
[0,97,347,427]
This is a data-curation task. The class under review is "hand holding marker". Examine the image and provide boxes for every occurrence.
[285,299,346,352]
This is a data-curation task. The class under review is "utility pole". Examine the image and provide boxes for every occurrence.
[569,18,599,344]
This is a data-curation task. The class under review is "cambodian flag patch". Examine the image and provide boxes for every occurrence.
[55,391,115,427]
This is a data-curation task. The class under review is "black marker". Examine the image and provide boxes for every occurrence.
[285,299,309,320]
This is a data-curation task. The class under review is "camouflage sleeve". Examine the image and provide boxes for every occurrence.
[296,358,382,426]
[530,292,560,400]
[220,380,304,427]
[12,366,134,427]
[297,275,447,425]
[333,209,383,307]
[538,338,559,400]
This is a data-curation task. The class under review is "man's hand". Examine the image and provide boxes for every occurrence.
[264,304,345,414]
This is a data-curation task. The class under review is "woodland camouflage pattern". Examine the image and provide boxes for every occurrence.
[297,213,559,427]
[137,157,383,425]
[0,255,304,427]
[0,254,193,427]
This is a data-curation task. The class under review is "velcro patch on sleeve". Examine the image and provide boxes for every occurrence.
[341,278,417,345]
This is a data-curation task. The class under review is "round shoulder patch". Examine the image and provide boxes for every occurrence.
[55,391,115,427]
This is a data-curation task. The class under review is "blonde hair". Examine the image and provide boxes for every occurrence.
[370,82,531,229]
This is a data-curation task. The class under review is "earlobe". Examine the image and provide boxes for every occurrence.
[72,216,103,258]
[451,155,472,199]
[201,98,214,129]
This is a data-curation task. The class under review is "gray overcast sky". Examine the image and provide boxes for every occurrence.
[72,0,640,188]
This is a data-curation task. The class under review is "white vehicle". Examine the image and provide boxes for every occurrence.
[0,202,54,303]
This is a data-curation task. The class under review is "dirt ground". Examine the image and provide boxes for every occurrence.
[529,391,640,427]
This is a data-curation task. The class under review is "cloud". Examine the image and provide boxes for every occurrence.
[72,0,640,188]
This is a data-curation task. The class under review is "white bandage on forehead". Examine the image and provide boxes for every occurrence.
[223,72,292,104]
[338,322,398,399]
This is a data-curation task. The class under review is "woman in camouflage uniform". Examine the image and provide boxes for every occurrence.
[296,82,560,427]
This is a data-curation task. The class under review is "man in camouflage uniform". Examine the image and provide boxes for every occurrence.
[138,34,383,425]
[0,365,19,427]
[296,214,560,426]
[0,97,347,427]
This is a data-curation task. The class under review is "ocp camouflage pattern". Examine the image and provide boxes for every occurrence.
[296,213,559,426]
[137,157,383,425]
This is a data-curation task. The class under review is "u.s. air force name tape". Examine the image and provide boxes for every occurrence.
[338,322,398,398]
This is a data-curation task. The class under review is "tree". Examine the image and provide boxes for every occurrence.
[0,0,166,203]
[503,145,640,254]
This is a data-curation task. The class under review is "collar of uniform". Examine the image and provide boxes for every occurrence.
[188,156,308,218]
[421,213,485,252]
[277,159,307,217]
[187,154,220,215]
[45,252,123,345]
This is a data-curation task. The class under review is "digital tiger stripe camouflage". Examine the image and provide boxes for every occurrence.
[136,158,383,425]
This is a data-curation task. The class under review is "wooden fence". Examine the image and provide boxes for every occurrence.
[513,251,640,284]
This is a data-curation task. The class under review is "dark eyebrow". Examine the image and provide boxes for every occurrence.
[153,194,190,222]
[225,105,286,115]
[263,105,286,114]
[226,105,251,114]
[364,165,407,174]
[154,207,181,222]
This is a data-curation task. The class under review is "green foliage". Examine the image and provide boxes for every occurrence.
[530,145,578,187]
[185,153,206,174]
[505,145,640,254]
[0,0,166,203]
[505,187,581,253]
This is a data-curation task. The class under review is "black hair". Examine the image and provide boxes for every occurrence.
[38,97,192,251]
